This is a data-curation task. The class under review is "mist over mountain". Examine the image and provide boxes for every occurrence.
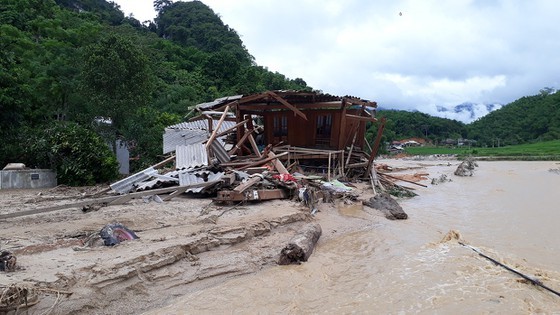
[378,101,503,124]
[435,102,503,123]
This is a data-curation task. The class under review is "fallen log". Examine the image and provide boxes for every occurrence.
[363,192,408,220]
[278,223,322,265]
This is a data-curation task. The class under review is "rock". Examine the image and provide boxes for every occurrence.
[454,157,478,177]
[363,192,408,220]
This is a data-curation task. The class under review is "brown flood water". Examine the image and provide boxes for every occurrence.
[148,161,560,314]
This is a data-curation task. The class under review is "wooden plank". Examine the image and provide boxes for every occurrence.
[233,176,262,193]
[238,102,341,111]
[266,91,308,121]
[229,129,253,155]
[215,189,287,202]
[213,119,249,138]
[237,152,289,170]
[152,155,176,169]
[345,114,378,122]
[206,105,230,150]
[248,133,262,157]
[268,152,289,174]
[238,92,269,104]
[366,117,386,175]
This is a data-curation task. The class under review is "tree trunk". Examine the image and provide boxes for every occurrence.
[278,223,322,265]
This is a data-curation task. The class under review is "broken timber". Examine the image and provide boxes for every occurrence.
[215,189,288,202]
[0,181,221,220]
[278,223,322,265]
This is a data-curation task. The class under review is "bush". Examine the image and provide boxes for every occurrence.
[24,122,119,186]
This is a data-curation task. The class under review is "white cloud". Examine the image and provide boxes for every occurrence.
[113,0,560,121]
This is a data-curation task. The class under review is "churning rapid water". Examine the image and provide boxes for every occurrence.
[150,161,560,314]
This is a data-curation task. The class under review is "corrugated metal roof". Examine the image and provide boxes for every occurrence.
[210,141,230,163]
[165,119,236,133]
[176,144,208,169]
[163,129,208,154]
[110,167,158,194]
[195,95,243,110]
[178,170,224,193]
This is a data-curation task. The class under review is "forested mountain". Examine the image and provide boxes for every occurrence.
[0,0,309,184]
[467,90,560,146]
[370,110,467,145]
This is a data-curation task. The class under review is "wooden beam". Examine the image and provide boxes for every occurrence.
[249,133,262,157]
[206,105,230,151]
[238,92,269,104]
[233,175,262,193]
[215,189,288,202]
[213,119,249,138]
[237,152,289,170]
[338,98,347,148]
[345,114,378,122]
[366,117,386,175]
[266,91,308,121]
[268,152,289,174]
[229,129,253,155]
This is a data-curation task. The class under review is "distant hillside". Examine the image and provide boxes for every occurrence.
[467,90,560,146]
[370,109,467,145]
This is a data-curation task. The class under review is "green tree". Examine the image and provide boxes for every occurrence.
[81,33,154,129]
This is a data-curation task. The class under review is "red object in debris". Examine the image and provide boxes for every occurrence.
[273,174,296,182]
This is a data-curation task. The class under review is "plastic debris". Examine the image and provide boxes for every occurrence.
[99,223,139,246]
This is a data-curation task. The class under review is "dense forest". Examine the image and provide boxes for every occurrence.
[0,0,309,184]
[1,0,559,185]
[373,88,560,148]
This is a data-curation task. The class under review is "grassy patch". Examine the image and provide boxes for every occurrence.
[404,140,560,160]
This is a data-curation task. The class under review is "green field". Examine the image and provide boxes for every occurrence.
[403,140,560,160]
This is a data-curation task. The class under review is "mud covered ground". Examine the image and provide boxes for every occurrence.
[0,180,386,314]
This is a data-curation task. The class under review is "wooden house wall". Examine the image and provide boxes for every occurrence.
[243,107,371,151]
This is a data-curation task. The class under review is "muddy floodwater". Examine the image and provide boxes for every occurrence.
[148,160,560,314]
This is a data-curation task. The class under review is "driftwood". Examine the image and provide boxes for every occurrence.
[278,223,322,265]
[363,192,408,220]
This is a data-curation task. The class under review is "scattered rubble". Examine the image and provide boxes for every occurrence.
[454,157,478,176]
[431,174,452,185]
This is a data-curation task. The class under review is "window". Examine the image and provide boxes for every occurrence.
[273,115,288,137]
[316,114,332,138]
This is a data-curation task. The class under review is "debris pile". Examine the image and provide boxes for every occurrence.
[454,157,478,176]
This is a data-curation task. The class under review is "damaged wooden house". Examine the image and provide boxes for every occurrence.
[104,90,388,204]
[189,90,379,178]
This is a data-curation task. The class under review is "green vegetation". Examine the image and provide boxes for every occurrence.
[404,140,560,159]
[0,0,310,185]
[2,0,558,185]
[467,89,560,146]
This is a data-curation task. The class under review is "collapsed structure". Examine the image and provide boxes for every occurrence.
[104,90,421,204]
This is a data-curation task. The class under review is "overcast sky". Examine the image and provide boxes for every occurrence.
[112,0,560,122]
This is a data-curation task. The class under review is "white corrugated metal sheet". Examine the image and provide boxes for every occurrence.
[165,119,237,133]
[176,144,208,169]
[163,129,208,154]
[178,170,224,193]
[195,95,243,111]
[110,167,158,194]
[163,120,236,154]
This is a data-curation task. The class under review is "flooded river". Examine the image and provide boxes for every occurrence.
[150,161,560,314]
